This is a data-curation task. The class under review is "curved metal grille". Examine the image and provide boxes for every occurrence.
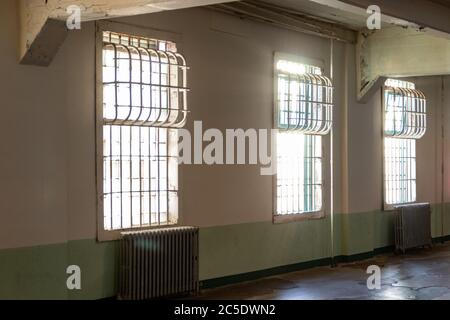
[383,79,425,207]
[384,86,426,139]
[274,59,328,217]
[103,31,189,128]
[277,71,333,134]
[101,31,187,231]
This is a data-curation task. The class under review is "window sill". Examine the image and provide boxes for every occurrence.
[383,201,416,212]
[97,223,180,242]
[273,211,325,224]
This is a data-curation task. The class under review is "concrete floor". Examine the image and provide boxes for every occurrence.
[198,243,450,300]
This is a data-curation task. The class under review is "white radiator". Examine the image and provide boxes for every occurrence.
[118,226,199,300]
[394,203,432,253]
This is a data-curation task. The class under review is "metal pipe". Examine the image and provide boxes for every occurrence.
[441,76,445,242]
[330,38,336,267]
[341,42,349,216]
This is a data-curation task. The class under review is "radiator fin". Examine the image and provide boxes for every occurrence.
[394,203,432,253]
[118,226,199,300]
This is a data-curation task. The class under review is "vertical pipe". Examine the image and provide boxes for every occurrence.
[441,76,445,242]
[341,43,349,215]
[339,43,349,257]
[330,39,336,267]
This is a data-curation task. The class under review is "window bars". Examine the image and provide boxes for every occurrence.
[276,60,333,135]
[275,58,332,216]
[384,138,416,205]
[276,133,322,215]
[384,82,426,139]
[102,31,188,128]
[383,79,426,206]
[102,31,188,231]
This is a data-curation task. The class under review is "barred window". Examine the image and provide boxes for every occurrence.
[383,79,426,206]
[100,31,188,232]
[384,138,416,205]
[274,55,333,218]
[384,80,426,139]
[276,133,322,215]
[276,60,333,134]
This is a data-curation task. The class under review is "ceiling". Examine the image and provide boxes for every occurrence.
[429,0,450,9]
[259,0,373,30]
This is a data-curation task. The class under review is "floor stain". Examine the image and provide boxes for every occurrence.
[196,243,450,300]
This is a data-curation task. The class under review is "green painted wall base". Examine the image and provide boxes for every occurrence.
[1,204,450,299]
[201,235,450,290]
[0,240,117,300]
[201,245,395,289]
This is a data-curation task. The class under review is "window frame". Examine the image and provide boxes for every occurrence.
[272,52,328,224]
[95,21,185,241]
[383,137,417,209]
[382,84,419,211]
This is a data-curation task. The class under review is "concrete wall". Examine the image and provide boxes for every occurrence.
[1,0,450,299]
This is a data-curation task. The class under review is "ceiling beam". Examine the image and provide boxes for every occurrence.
[309,0,450,39]
[19,0,237,66]
[357,26,450,102]
[324,0,450,35]
[305,0,450,101]
[210,0,357,43]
